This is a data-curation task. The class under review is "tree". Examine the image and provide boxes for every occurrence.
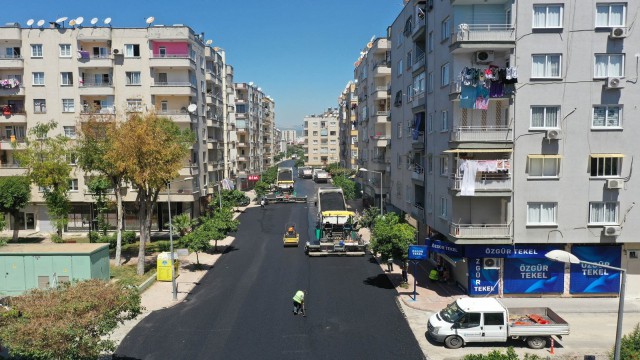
[614,323,640,360]
[168,212,195,237]
[13,121,72,237]
[210,189,249,212]
[0,279,141,360]
[0,176,31,241]
[180,207,238,263]
[359,206,381,228]
[253,181,271,200]
[371,212,416,262]
[105,113,194,275]
[86,176,111,235]
[76,117,127,265]
[260,165,278,185]
[331,175,359,200]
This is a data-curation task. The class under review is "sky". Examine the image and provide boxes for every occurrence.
[6,0,403,130]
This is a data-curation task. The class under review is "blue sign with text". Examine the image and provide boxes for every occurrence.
[570,245,622,294]
[466,245,559,259]
[468,258,499,295]
[503,258,564,294]
[408,245,428,260]
[427,238,464,257]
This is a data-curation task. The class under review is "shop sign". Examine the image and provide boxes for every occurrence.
[468,258,499,296]
[408,245,428,260]
[503,257,564,294]
[570,245,622,294]
[465,244,559,259]
[427,238,464,257]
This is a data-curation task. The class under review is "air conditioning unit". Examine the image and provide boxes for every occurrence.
[112,48,122,55]
[609,27,627,39]
[201,188,207,197]
[606,77,624,89]
[604,225,621,237]
[483,258,500,270]
[475,51,494,64]
[606,178,624,189]
[545,129,562,140]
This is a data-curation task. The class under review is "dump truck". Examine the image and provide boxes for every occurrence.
[276,167,295,193]
[298,166,313,179]
[427,297,570,350]
[305,187,367,256]
[313,170,329,183]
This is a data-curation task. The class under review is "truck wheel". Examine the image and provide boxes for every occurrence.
[444,335,463,349]
[526,336,547,349]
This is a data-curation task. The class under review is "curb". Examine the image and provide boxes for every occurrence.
[137,272,157,293]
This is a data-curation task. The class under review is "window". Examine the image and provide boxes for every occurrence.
[407,50,412,68]
[397,122,402,138]
[414,72,425,95]
[428,32,434,52]
[527,202,557,225]
[594,54,624,78]
[441,63,450,87]
[530,106,559,128]
[484,313,505,326]
[63,126,76,139]
[533,5,563,28]
[427,113,433,133]
[69,179,79,191]
[590,154,622,176]
[59,44,72,57]
[441,17,450,41]
[67,153,77,165]
[596,3,626,27]
[62,99,75,113]
[394,90,402,107]
[124,44,140,57]
[441,110,448,131]
[126,71,141,85]
[127,99,143,112]
[532,54,561,78]
[31,44,43,57]
[407,85,413,101]
[397,59,403,76]
[32,72,45,86]
[439,196,448,218]
[60,72,73,86]
[440,156,448,176]
[427,154,433,173]
[34,99,46,113]
[592,105,621,128]
[6,47,20,58]
[589,202,618,224]
[528,155,560,177]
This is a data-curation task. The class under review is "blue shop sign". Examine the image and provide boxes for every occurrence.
[465,244,560,259]
[427,238,464,257]
[468,258,499,296]
[408,245,428,260]
[503,258,564,294]
[570,245,622,294]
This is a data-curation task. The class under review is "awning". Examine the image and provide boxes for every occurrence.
[440,253,465,266]
[443,149,513,153]
[527,154,562,159]
[591,153,624,158]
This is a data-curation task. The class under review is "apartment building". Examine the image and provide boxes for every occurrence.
[338,81,359,170]
[204,46,226,195]
[224,63,238,179]
[382,0,640,298]
[303,108,340,168]
[262,96,275,169]
[0,22,229,233]
[354,37,391,209]
[281,129,297,145]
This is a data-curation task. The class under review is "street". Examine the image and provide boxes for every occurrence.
[114,172,424,359]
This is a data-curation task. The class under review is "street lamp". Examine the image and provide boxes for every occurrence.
[359,168,383,216]
[167,176,193,301]
[545,249,626,360]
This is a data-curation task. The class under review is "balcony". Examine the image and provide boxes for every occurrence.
[411,92,425,110]
[179,162,198,176]
[370,135,390,147]
[77,27,112,40]
[149,53,195,68]
[77,54,113,68]
[374,111,390,123]
[373,63,391,78]
[78,81,115,96]
[450,24,516,53]
[0,84,24,96]
[0,137,26,149]
[411,164,424,183]
[371,38,390,54]
[158,109,192,123]
[237,156,248,162]
[0,163,27,176]
[450,126,513,143]
[150,82,196,96]
[411,52,425,74]
[0,55,23,69]
[80,106,116,117]
[371,86,388,100]
[369,157,387,172]
[449,222,511,243]
[449,172,511,194]
[411,203,425,223]
[412,16,426,42]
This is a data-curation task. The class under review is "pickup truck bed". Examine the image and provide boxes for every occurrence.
[508,307,570,337]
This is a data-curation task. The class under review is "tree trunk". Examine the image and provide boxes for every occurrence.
[214,239,218,253]
[196,251,200,265]
[11,210,19,242]
[136,193,150,276]
[114,181,123,266]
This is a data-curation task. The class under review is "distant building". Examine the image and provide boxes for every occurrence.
[282,129,297,144]
[303,109,340,167]
[338,81,358,170]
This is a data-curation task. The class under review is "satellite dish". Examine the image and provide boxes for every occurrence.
[366,42,373,49]
[90,17,98,25]
[146,16,155,25]
[27,19,34,26]
[205,39,213,45]
[104,17,111,25]
[76,17,84,25]
[213,47,220,51]
[69,19,76,26]
[37,19,45,27]
[187,104,197,114]
[249,82,254,86]
[56,17,68,24]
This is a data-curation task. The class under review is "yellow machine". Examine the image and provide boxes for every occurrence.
[283,223,300,247]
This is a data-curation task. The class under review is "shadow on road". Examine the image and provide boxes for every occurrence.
[363,274,395,289]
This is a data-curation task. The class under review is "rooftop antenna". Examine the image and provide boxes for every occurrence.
[90,17,98,26]
[37,19,45,28]
[26,19,34,28]
[69,19,76,28]
[75,17,84,27]
[104,17,112,27]
[146,16,154,27]
[55,17,68,28]
[205,39,213,45]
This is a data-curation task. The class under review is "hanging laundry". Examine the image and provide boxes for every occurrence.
[78,50,90,59]
[460,160,478,196]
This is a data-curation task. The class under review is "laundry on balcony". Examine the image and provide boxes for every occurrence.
[457,66,518,109]
[458,159,511,196]
[411,112,425,140]
[2,105,12,115]
[77,50,90,59]
[0,78,20,89]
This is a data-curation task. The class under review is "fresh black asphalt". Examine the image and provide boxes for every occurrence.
[114,168,425,360]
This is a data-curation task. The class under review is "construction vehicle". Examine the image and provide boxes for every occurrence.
[276,167,295,194]
[283,223,300,247]
[305,187,367,256]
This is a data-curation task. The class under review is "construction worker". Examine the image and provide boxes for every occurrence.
[287,226,296,236]
[429,268,440,282]
[292,290,305,316]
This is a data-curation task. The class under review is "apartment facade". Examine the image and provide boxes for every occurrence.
[303,109,340,168]
[281,129,296,144]
[224,63,238,179]
[354,37,391,209]
[0,23,230,233]
[262,96,275,169]
[381,0,640,298]
[338,81,359,170]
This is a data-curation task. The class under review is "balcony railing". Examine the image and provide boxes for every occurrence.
[151,53,191,59]
[411,203,425,221]
[451,24,515,45]
[449,173,511,192]
[450,126,513,142]
[79,81,113,87]
[152,82,193,87]
[449,222,511,239]
[81,106,115,115]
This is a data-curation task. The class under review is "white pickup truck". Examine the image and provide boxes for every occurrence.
[313,169,329,183]
[428,297,569,350]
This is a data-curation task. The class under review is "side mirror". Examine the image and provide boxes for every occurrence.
[452,322,461,329]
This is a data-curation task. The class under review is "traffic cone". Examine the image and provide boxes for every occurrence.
[550,338,555,355]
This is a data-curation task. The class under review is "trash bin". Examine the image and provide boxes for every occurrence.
[156,252,179,281]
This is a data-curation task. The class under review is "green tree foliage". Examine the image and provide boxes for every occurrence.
[13,121,72,237]
[76,117,128,266]
[254,181,271,199]
[331,175,359,200]
[0,176,31,241]
[168,212,195,237]
[210,189,249,212]
[463,347,544,360]
[180,207,238,262]
[87,176,111,235]
[371,212,416,262]
[0,279,141,360]
[105,113,194,275]
[261,165,278,185]
[359,206,381,228]
[294,158,305,168]
[614,323,640,360]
